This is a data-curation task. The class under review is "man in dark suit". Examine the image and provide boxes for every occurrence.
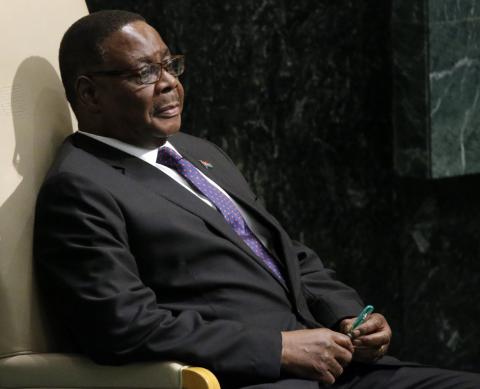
[34,10,480,389]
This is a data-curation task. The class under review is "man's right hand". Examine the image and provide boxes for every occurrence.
[280,328,354,385]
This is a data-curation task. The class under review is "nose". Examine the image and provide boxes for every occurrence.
[154,69,179,94]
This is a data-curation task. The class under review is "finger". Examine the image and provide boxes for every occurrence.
[355,344,388,362]
[352,346,379,363]
[353,314,385,336]
[326,357,344,378]
[353,330,390,348]
[378,344,389,356]
[339,317,356,333]
[331,332,354,352]
[319,370,337,385]
[333,342,353,366]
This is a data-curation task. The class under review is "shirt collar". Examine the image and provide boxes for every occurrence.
[77,130,180,165]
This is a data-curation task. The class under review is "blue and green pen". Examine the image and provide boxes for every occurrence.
[347,305,374,338]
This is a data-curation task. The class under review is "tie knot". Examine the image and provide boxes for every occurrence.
[156,147,183,168]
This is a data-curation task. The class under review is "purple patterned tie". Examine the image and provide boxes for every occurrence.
[157,147,285,282]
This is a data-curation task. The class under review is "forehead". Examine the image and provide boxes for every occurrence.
[101,21,169,67]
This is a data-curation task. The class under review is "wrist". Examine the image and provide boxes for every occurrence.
[280,331,289,367]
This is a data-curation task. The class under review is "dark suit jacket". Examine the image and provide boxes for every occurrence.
[34,132,370,387]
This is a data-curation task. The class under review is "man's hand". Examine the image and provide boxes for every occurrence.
[281,328,354,385]
[339,313,391,363]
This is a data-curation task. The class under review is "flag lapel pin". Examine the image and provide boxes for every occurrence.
[199,160,213,169]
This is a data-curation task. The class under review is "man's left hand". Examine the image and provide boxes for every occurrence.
[339,313,391,363]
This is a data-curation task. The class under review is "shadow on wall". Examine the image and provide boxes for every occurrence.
[0,56,73,355]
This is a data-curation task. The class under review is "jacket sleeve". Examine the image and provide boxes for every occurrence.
[292,240,365,328]
[34,171,282,383]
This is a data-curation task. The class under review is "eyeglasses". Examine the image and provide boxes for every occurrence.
[85,55,185,85]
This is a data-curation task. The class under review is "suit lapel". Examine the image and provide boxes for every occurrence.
[173,140,300,294]
[72,133,289,289]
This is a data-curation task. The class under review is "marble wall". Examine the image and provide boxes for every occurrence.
[393,0,480,177]
[86,0,480,372]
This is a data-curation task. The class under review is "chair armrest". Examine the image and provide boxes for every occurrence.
[182,367,221,389]
[0,353,220,389]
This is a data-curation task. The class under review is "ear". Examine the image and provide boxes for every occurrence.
[75,75,102,113]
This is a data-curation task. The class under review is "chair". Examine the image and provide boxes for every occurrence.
[0,1,220,388]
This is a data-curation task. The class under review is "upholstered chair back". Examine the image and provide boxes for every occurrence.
[0,0,87,359]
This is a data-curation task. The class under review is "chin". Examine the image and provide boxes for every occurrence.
[153,117,182,138]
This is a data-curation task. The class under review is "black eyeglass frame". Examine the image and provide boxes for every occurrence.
[84,54,185,85]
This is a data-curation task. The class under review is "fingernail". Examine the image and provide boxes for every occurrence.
[353,330,360,337]
[353,339,362,346]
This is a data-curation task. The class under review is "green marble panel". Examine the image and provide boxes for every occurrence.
[392,1,430,176]
[393,0,480,177]
[430,0,480,177]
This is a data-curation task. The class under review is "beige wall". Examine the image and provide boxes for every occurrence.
[0,0,88,356]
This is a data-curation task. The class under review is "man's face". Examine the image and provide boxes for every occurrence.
[93,21,184,148]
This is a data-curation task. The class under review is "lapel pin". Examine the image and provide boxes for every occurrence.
[199,160,213,169]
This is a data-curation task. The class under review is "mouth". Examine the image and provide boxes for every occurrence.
[153,102,181,118]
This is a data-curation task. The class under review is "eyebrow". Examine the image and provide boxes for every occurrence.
[134,48,171,64]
